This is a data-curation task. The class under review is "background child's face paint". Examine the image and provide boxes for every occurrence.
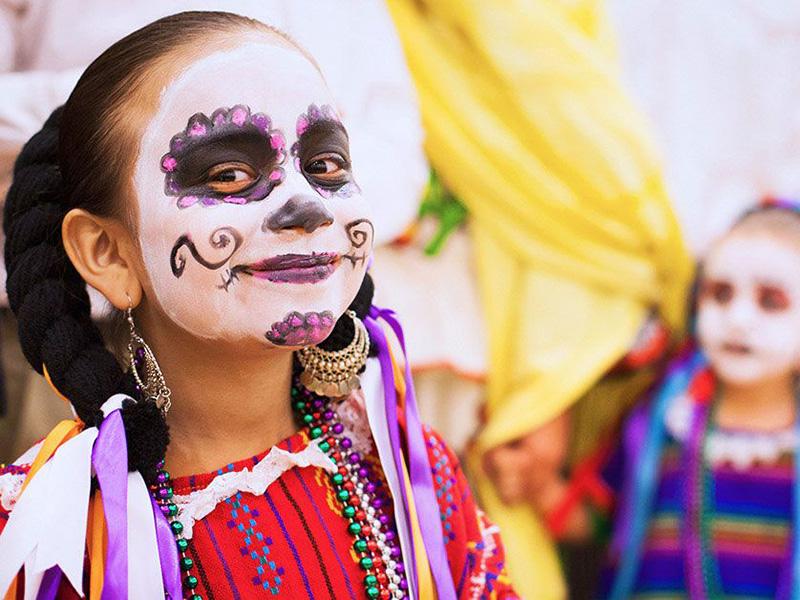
[134,44,374,346]
[697,231,800,384]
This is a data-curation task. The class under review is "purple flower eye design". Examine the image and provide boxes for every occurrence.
[291,104,360,199]
[160,105,287,208]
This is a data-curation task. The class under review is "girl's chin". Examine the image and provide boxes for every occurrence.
[710,357,793,386]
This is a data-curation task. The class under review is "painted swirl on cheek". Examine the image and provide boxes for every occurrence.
[160,104,287,208]
[170,227,244,277]
[342,219,374,268]
[265,310,335,346]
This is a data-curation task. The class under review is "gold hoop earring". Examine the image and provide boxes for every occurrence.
[126,298,172,414]
[297,310,369,397]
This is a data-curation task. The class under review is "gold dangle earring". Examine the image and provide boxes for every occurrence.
[126,297,172,414]
[297,310,369,398]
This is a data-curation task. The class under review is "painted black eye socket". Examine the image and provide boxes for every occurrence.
[701,280,734,306]
[304,153,349,186]
[758,285,791,312]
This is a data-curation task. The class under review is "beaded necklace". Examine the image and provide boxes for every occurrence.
[683,368,800,600]
[684,394,724,600]
[151,374,408,600]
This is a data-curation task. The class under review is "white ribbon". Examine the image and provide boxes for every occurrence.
[0,427,99,599]
[0,457,55,596]
[31,427,98,595]
[361,357,418,600]
[127,472,164,599]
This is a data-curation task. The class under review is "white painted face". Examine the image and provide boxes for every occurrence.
[134,43,374,347]
[697,231,800,385]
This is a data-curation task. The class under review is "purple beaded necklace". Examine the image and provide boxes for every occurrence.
[684,394,724,600]
[150,373,408,600]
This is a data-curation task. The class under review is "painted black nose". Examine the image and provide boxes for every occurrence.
[263,195,334,234]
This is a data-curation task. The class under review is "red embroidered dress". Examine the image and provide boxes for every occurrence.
[0,425,516,599]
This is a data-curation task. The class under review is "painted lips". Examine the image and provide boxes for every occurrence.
[242,252,340,283]
[721,341,752,355]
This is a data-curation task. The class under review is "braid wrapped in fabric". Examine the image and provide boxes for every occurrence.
[3,107,168,478]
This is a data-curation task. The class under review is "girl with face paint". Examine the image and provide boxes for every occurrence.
[0,12,517,600]
[564,200,800,599]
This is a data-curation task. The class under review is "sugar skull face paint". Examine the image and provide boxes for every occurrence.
[134,44,374,347]
[697,231,800,384]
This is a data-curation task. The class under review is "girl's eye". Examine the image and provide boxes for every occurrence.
[304,154,347,183]
[702,280,734,306]
[758,286,791,312]
[206,163,257,194]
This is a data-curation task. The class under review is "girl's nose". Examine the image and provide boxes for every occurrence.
[727,295,756,329]
[263,194,334,234]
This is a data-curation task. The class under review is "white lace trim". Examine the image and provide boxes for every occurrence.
[665,393,798,470]
[337,391,375,456]
[172,440,336,539]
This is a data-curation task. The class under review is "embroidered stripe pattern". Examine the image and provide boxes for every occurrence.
[602,440,793,598]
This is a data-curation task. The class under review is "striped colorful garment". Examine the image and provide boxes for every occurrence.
[600,433,793,599]
[0,425,516,599]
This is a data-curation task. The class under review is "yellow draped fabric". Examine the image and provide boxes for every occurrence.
[386,0,692,597]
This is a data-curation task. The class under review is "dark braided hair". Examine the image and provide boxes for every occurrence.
[3,11,376,481]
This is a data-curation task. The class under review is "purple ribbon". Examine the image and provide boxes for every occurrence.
[36,566,62,600]
[609,402,649,558]
[91,410,128,599]
[366,306,457,600]
[363,314,417,587]
[150,495,182,599]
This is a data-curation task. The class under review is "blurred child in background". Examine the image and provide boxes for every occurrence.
[530,198,800,598]
[602,199,800,598]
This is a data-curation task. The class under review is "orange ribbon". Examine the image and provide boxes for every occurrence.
[87,490,108,598]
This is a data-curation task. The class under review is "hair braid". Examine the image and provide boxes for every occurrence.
[4,108,168,477]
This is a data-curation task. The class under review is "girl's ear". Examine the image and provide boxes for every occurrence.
[62,208,144,309]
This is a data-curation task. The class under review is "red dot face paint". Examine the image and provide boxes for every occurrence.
[133,44,375,347]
